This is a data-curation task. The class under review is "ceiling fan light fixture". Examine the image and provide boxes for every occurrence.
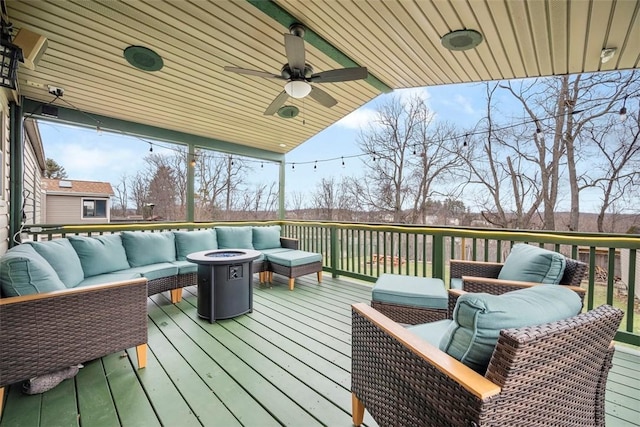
[284,80,311,98]
[441,29,483,51]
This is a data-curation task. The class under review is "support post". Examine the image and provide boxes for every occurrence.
[278,159,285,220]
[9,100,23,247]
[330,226,339,278]
[432,234,445,280]
[187,144,195,221]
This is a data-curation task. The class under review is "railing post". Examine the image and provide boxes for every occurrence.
[330,226,339,278]
[432,234,445,280]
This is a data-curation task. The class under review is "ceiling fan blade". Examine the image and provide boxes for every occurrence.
[309,67,368,83]
[224,66,283,80]
[284,34,305,70]
[264,90,290,115]
[308,86,338,108]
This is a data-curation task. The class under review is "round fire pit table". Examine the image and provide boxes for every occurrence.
[186,249,261,322]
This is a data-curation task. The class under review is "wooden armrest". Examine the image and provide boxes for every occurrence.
[280,237,299,250]
[448,288,467,298]
[0,278,148,306]
[352,303,501,399]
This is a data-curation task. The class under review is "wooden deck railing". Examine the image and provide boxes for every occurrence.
[22,220,639,346]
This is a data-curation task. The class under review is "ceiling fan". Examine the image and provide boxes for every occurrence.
[224,24,368,115]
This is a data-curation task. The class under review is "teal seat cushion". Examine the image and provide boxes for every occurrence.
[372,274,447,309]
[252,225,281,250]
[0,244,66,296]
[27,239,84,288]
[450,278,463,290]
[265,250,322,267]
[498,244,566,284]
[171,260,198,274]
[68,235,130,277]
[125,263,178,281]
[407,319,453,346]
[122,231,177,267]
[440,285,582,373]
[76,271,143,287]
[259,248,292,256]
[215,226,254,249]
[173,230,217,261]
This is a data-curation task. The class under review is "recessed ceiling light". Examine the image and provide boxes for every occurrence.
[441,29,483,51]
[279,143,286,147]
[123,45,164,72]
[277,105,299,118]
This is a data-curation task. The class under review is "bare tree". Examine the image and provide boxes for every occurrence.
[499,71,637,230]
[462,84,544,229]
[359,94,452,223]
[113,174,129,217]
[128,172,149,216]
[582,97,640,232]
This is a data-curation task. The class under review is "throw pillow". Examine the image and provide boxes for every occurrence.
[439,285,582,373]
[498,243,566,284]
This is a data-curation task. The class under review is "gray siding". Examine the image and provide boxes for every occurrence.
[0,91,9,254]
[46,195,111,224]
[23,133,42,224]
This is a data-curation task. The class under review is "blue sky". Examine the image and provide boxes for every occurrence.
[37,81,606,212]
[38,83,487,195]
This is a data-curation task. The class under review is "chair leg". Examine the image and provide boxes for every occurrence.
[288,278,295,291]
[317,271,323,283]
[170,289,182,303]
[0,386,5,420]
[137,344,147,369]
[352,392,365,426]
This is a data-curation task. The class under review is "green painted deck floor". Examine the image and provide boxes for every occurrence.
[1,276,639,427]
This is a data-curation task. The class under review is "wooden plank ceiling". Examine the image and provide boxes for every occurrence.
[7,0,639,157]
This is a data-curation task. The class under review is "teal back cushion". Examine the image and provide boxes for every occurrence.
[498,244,567,284]
[174,230,218,260]
[121,231,177,267]
[439,285,582,373]
[68,235,130,277]
[252,226,281,250]
[27,239,84,288]
[0,244,66,296]
[215,226,254,249]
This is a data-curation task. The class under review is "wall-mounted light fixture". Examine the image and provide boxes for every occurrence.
[0,19,23,89]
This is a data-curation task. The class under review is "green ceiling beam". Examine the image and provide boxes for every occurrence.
[247,0,392,94]
[23,98,285,163]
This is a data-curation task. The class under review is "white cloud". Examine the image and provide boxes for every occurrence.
[336,108,380,130]
[453,94,476,115]
[392,87,432,105]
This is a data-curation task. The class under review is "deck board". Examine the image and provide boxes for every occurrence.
[0,275,637,427]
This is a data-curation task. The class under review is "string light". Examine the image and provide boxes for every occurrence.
[314,160,317,171]
[33,87,639,172]
[619,95,628,122]
[292,163,295,170]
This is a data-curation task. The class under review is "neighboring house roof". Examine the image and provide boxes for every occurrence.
[42,178,114,197]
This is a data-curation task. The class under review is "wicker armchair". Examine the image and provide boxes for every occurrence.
[0,278,149,417]
[450,254,588,298]
[352,300,623,427]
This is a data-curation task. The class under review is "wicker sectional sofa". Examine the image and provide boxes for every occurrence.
[0,225,323,303]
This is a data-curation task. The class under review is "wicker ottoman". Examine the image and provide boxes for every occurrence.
[266,250,323,291]
[371,274,448,324]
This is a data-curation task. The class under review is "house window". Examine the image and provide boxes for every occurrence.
[82,199,107,218]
